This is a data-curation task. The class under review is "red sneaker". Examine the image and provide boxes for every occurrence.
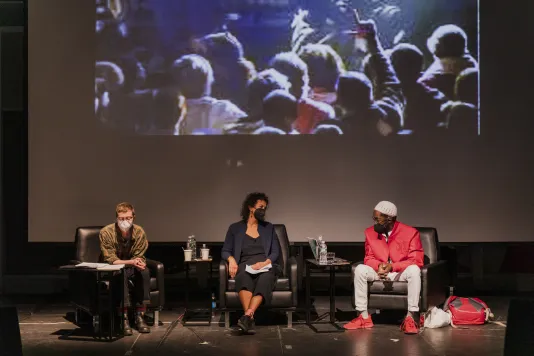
[343,314,374,330]
[420,314,425,328]
[400,315,419,334]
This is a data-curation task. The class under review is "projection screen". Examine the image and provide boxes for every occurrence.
[28,0,532,243]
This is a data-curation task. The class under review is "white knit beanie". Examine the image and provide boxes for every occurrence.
[374,201,397,217]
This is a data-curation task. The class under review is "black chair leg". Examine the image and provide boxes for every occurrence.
[74,308,82,325]
[93,315,100,334]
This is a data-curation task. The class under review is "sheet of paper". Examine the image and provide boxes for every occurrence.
[245,263,272,275]
[75,262,108,268]
[97,264,125,271]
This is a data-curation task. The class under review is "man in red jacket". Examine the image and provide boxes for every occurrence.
[344,201,424,334]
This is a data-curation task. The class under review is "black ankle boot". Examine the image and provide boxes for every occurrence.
[123,317,133,336]
[248,317,256,334]
[136,314,151,333]
[237,315,249,333]
[238,315,255,334]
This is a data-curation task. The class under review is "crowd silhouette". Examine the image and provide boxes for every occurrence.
[94,0,479,137]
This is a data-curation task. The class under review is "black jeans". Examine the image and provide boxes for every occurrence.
[120,267,151,307]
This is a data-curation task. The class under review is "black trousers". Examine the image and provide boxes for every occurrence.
[235,263,276,306]
[119,267,151,307]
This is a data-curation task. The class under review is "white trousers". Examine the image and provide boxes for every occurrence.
[354,264,421,312]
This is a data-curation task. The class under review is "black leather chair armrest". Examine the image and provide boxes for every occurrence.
[421,260,449,310]
[146,259,165,307]
[146,259,164,277]
[219,260,228,308]
[288,256,298,307]
[422,260,449,284]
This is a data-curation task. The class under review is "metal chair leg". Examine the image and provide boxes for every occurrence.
[287,311,293,328]
[225,312,230,329]
[74,308,81,324]
[93,315,100,335]
[153,310,160,327]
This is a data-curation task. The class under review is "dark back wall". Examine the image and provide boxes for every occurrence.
[1,0,533,296]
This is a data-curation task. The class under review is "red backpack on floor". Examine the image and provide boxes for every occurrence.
[444,296,493,326]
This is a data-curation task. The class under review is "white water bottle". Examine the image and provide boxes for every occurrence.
[319,238,328,265]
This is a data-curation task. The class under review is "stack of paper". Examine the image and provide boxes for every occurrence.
[245,263,272,275]
[97,264,125,271]
[75,262,108,268]
[74,262,126,271]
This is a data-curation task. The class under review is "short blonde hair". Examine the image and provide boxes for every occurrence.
[116,202,135,216]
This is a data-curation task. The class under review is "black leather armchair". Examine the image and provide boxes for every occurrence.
[68,226,165,326]
[219,224,298,328]
[351,227,450,312]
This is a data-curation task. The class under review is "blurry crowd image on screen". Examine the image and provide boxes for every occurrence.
[94,0,479,137]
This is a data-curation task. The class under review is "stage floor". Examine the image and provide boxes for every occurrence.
[11,296,509,356]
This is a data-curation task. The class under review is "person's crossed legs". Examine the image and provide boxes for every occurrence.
[345,264,421,334]
[237,290,263,334]
[236,271,275,334]
[239,290,264,317]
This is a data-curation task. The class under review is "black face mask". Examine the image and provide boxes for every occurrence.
[373,222,388,234]
[253,208,266,222]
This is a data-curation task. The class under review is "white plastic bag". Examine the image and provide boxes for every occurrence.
[424,307,451,328]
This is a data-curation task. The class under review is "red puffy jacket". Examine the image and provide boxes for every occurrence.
[364,221,424,273]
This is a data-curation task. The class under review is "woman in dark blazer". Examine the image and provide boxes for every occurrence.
[221,192,280,334]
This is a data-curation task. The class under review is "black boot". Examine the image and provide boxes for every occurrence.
[135,314,151,333]
[248,317,256,335]
[237,315,249,334]
[237,315,255,334]
[123,316,133,336]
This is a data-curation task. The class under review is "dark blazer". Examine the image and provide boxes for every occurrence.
[221,221,280,265]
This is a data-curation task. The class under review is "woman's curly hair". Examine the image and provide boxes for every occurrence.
[240,192,269,221]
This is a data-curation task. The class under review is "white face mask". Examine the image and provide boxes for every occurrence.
[117,219,133,231]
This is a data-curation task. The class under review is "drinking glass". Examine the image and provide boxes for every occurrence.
[327,252,335,264]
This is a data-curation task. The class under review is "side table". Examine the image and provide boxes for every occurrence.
[183,258,214,326]
[60,265,125,340]
[305,258,351,333]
